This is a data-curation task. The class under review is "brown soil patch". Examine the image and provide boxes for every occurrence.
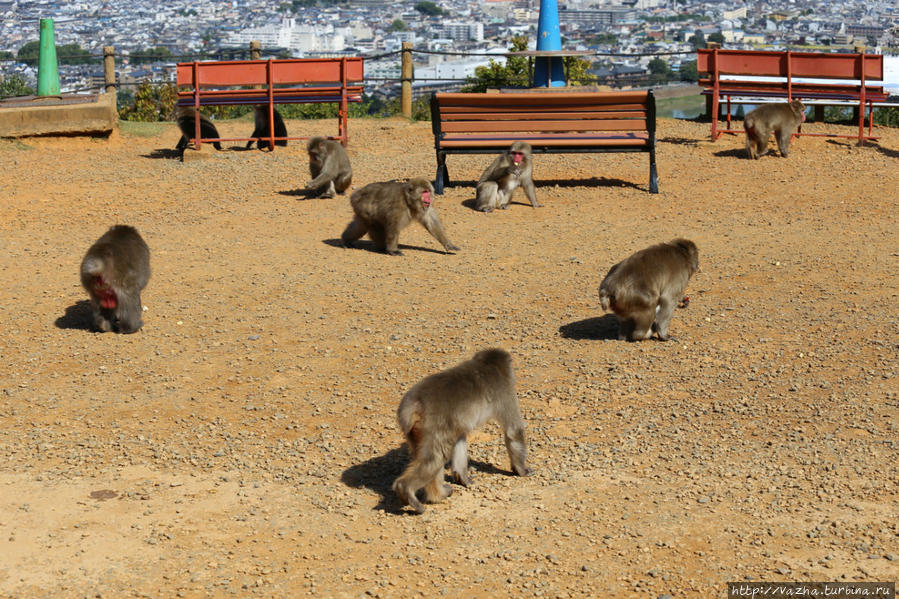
[0,116,897,597]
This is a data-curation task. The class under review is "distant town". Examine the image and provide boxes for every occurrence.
[1,0,898,98]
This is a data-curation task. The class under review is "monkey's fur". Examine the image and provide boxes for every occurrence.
[342,178,460,255]
[80,225,151,334]
[475,141,539,212]
[599,239,698,341]
[393,348,531,513]
[246,105,288,150]
[306,136,352,198]
[175,106,222,155]
[744,100,805,159]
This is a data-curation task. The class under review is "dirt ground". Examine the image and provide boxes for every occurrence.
[0,114,896,598]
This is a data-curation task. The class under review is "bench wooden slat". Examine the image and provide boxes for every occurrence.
[438,135,650,148]
[440,119,648,133]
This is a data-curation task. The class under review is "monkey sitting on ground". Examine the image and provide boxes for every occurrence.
[80,225,151,334]
[341,178,460,255]
[246,105,288,150]
[475,141,540,212]
[306,136,352,198]
[744,100,805,159]
[598,238,698,341]
[175,106,222,155]
[393,348,531,514]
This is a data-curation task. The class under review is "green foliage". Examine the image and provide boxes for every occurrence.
[691,30,706,49]
[0,74,34,99]
[708,32,725,45]
[415,1,446,16]
[678,60,698,82]
[118,81,177,122]
[116,87,134,112]
[873,107,899,127]
[17,40,93,66]
[647,57,671,85]
[462,36,530,92]
[130,47,174,65]
[0,50,15,60]
[390,19,408,32]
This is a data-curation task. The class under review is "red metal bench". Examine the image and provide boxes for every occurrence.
[697,48,887,143]
[431,90,658,194]
[175,57,364,149]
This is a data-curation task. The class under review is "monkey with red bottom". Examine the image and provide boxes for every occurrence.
[80,225,150,334]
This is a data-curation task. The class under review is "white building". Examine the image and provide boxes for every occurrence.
[225,18,349,55]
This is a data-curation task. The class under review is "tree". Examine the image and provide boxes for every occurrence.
[390,19,408,32]
[0,74,34,99]
[130,47,174,65]
[678,59,698,82]
[16,41,41,67]
[118,81,177,122]
[0,50,14,60]
[691,29,706,49]
[57,43,92,65]
[648,57,671,84]
[415,1,445,16]
[708,31,725,45]
[462,36,530,92]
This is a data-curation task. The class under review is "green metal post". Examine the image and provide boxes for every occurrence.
[37,18,60,96]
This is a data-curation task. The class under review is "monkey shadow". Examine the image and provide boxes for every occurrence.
[713,148,749,159]
[341,446,514,514]
[55,300,95,331]
[866,141,899,159]
[559,315,619,340]
[142,148,183,160]
[321,239,450,255]
[278,189,326,200]
[659,136,703,146]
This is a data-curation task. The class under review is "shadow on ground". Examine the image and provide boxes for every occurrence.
[55,300,94,331]
[559,314,619,340]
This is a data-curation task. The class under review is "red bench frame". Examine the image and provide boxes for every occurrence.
[431,90,658,194]
[175,57,364,149]
[697,49,887,143]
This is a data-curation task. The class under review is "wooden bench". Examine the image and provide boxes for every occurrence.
[175,57,364,149]
[430,90,658,194]
[697,48,887,143]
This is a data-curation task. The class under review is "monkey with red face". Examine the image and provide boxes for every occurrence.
[475,141,539,212]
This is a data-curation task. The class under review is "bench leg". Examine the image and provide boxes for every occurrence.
[435,151,449,194]
[649,149,659,194]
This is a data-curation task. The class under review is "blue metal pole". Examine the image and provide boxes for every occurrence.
[533,0,565,87]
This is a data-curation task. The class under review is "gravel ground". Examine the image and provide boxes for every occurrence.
[0,115,897,598]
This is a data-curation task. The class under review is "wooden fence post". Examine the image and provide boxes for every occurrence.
[401,42,413,118]
[103,46,116,93]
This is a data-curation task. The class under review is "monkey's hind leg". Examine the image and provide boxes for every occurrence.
[475,181,498,212]
[652,297,676,341]
[341,218,367,248]
[91,304,113,333]
[114,292,145,334]
[502,422,531,476]
[450,437,471,487]
[775,128,792,157]
[629,310,655,341]
[393,446,448,513]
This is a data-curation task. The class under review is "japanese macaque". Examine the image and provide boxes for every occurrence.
[744,100,805,159]
[393,348,531,514]
[80,225,151,334]
[175,106,222,153]
[475,141,539,212]
[306,136,352,198]
[246,105,288,150]
[598,239,698,341]
[341,178,460,255]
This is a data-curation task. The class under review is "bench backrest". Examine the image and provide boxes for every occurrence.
[432,91,655,135]
[176,57,364,88]
[697,49,883,85]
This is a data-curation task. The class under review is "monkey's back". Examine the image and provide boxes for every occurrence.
[81,225,150,290]
[600,240,696,312]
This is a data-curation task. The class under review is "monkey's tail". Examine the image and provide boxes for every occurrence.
[598,290,613,312]
[397,395,423,445]
[81,256,105,277]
